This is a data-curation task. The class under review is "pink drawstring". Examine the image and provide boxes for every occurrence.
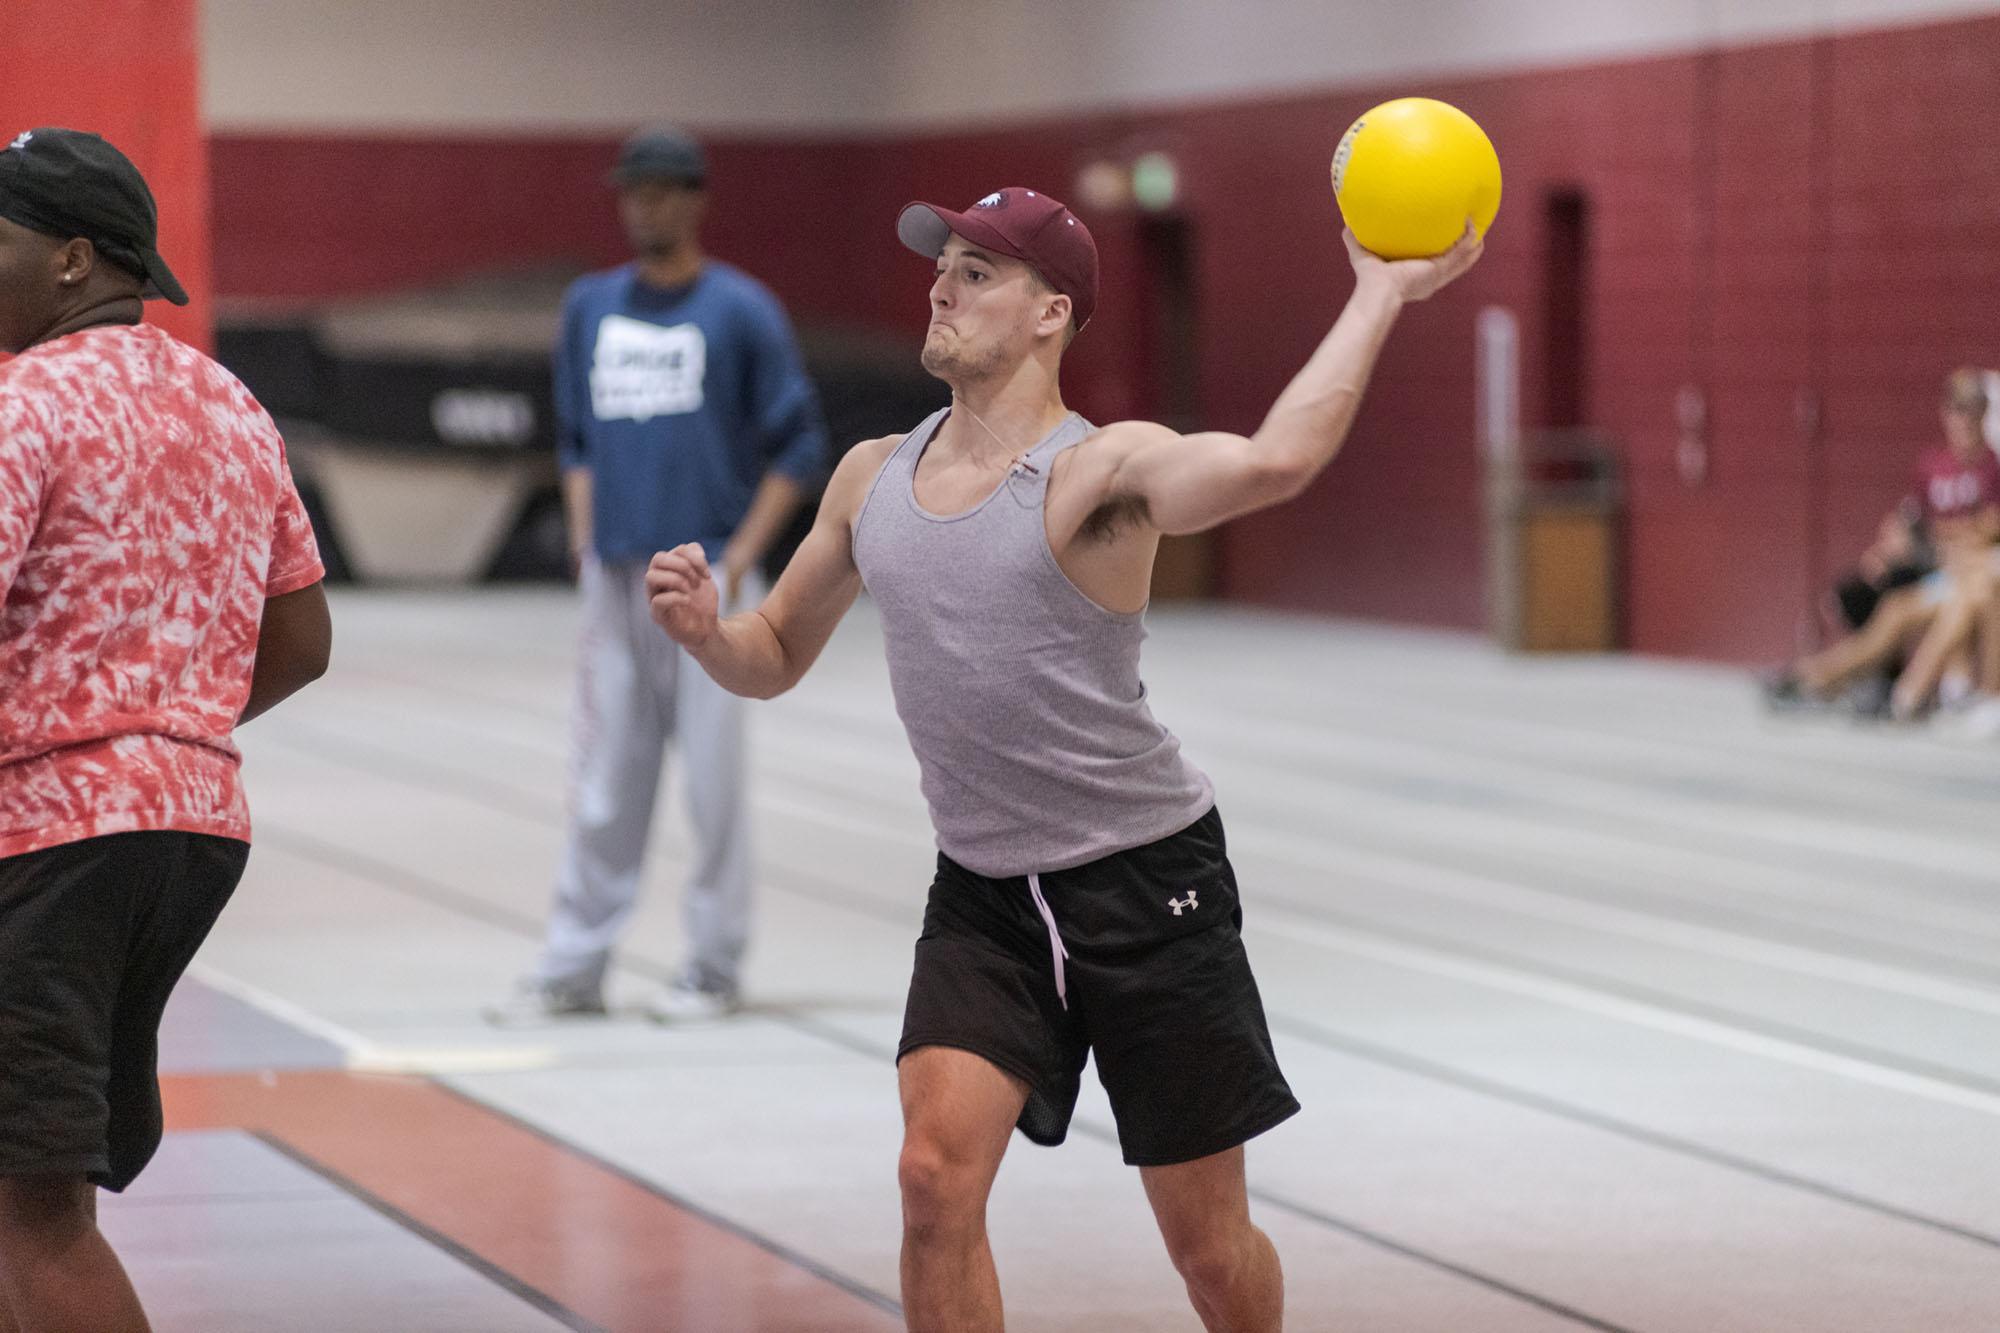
[1027,873,1069,1009]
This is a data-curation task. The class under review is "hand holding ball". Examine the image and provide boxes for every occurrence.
[1334,98,1501,260]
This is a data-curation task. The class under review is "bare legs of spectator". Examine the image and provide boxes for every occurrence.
[1792,586,1936,699]
[1953,582,2000,738]
[1890,568,1995,717]
[1980,582,2000,696]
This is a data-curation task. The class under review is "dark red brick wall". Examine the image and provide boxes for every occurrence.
[208,13,2000,660]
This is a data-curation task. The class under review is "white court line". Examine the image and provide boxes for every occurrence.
[252,666,2000,1111]
[764,720,2000,960]
[1236,825,2000,1018]
[1212,667,2000,822]
[753,790,2000,1117]
[282,658,2000,960]
[778,691,2000,911]
[1261,914,2000,1120]
[748,732,2000,1013]
[1174,706,2000,881]
[186,962,373,1056]
[186,962,560,1074]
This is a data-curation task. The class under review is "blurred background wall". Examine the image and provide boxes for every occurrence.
[19,0,1998,662]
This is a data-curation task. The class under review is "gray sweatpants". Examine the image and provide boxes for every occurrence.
[535,556,752,992]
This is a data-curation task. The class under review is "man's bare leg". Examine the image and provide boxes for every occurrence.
[897,1047,1029,1333]
[1142,1147,1283,1333]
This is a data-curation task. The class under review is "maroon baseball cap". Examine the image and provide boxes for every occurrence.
[897,187,1098,331]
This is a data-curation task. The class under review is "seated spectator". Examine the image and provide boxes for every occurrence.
[1887,544,2000,719]
[1768,369,1999,715]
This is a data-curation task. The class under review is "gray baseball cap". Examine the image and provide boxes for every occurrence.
[608,126,707,187]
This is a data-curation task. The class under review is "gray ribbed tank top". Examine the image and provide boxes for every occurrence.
[851,406,1215,878]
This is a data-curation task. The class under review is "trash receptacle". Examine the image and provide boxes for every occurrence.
[1487,430,1622,653]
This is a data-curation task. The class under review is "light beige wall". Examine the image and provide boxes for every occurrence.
[202,0,896,132]
[204,0,2000,132]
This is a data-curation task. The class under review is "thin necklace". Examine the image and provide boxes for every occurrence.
[958,400,1043,475]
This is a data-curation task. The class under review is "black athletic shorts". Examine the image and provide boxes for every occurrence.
[0,831,247,1192]
[899,806,1300,1167]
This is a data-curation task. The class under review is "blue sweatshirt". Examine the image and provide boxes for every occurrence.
[553,260,829,561]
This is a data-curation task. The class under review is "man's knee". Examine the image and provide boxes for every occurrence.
[897,1134,988,1240]
[1163,1217,1254,1297]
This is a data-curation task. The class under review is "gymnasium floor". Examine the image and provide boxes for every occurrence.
[109,586,2000,1332]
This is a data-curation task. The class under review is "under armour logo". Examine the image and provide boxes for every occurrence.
[6,131,30,152]
[1168,891,1199,916]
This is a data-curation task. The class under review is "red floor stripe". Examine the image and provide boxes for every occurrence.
[162,1070,901,1333]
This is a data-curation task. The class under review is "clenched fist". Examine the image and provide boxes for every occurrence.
[646,543,720,649]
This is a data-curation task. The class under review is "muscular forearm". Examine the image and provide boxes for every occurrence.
[1115,230,1478,534]
[1247,275,1405,482]
[687,609,798,700]
[649,451,877,701]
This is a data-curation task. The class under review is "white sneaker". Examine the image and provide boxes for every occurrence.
[1939,670,1977,711]
[1950,697,2000,741]
[643,979,741,1024]
[481,976,607,1026]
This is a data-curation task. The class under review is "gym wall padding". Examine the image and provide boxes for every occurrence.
[0,0,212,350]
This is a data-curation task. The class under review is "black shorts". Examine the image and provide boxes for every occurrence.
[899,806,1299,1167]
[0,831,247,1191]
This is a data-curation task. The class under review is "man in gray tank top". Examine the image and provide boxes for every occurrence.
[646,187,1481,1331]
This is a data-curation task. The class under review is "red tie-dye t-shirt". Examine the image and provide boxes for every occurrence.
[0,323,324,859]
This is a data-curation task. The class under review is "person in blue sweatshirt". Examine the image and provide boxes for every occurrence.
[491,126,828,1024]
